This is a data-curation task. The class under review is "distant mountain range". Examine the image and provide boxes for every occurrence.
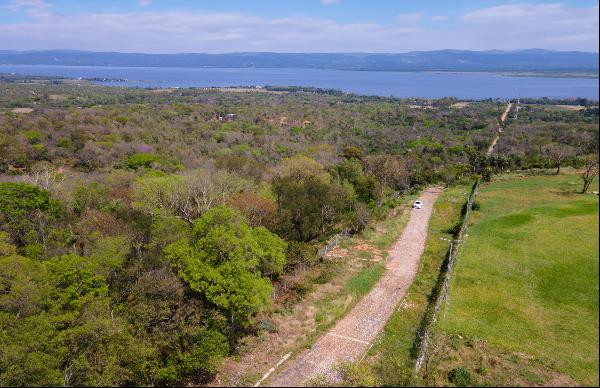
[0,49,597,73]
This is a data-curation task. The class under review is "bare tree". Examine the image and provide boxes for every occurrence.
[545,143,575,175]
[364,154,412,191]
[24,161,65,190]
[133,168,249,224]
[580,154,599,194]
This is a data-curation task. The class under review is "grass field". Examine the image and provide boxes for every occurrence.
[426,172,599,386]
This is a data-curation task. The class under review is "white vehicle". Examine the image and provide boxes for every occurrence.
[413,200,423,209]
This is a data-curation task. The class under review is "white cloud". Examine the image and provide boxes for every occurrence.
[395,13,423,25]
[321,0,341,4]
[0,3,597,53]
[2,0,49,15]
[430,15,448,22]
[137,0,151,6]
[459,3,599,51]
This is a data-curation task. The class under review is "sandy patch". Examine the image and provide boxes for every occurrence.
[12,108,34,114]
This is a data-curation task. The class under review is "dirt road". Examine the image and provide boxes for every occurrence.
[487,102,512,156]
[268,188,443,386]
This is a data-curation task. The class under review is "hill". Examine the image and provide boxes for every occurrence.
[0,49,597,73]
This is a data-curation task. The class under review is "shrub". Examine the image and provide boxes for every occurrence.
[448,367,472,387]
[24,130,41,144]
[285,241,319,269]
[126,153,163,169]
[445,221,462,237]
[336,362,377,387]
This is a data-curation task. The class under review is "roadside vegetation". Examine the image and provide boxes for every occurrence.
[220,201,411,386]
[327,184,471,387]
[0,78,597,386]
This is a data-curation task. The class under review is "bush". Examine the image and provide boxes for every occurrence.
[445,221,462,237]
[126,153,163,169]
[24,130,41,144]
[348,202,371,233]
[285,241,319,269]
[336,362,377,387]
[448,367,472,387]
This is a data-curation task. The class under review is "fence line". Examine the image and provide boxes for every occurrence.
[318,228,350,258]
[414,179,480,372]
[413,101,509,373]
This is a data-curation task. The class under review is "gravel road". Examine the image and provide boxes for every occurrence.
[268,187,443,386]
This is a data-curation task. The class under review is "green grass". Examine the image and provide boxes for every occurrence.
[344,263,386,297]
[432,172,599,386]
[365,184,471,386]
[362,204,414,250]
[314,264,386,328]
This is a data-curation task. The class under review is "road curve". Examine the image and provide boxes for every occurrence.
[268,187,443,386]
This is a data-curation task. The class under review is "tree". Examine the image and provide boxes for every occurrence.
[46,254,108,311]
[364,154,412,191]
[0,182,59,250]
[545,143,575,175]
[165,206,286,328]
[333,158,377,203]
[229,191,277,229]
[342,146,363,160]
[273,175,346,241]
[24,161,65,191]
[133,169,248,225]
[278,155,331,183]
[580,154,599,194]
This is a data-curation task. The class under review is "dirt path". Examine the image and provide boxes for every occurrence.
[487,102,512,156]
[268,188,443,386]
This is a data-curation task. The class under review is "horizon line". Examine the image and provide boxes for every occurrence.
[2,48,599,55]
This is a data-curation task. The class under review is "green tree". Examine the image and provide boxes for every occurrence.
[46,253,108,311]
[165,206,286,328]
[0,182,60,250]
[273,175,346,241]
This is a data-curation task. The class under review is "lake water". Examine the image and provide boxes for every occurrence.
[1,64,598,100]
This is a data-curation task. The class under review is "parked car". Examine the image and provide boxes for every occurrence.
[413,200,423,209]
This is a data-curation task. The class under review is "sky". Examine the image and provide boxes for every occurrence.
[0,0,598,53]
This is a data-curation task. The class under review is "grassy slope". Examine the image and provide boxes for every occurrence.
[431,172,599,386]
[362,184,470,386]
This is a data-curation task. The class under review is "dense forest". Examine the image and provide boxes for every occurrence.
[0,78,598,386]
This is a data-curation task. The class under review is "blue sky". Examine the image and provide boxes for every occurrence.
[1,0,598,52]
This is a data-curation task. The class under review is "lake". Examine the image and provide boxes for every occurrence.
[1,65,598,100]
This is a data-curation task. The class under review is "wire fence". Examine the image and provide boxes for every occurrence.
[414,179,480,372]
[318,228,350,258]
